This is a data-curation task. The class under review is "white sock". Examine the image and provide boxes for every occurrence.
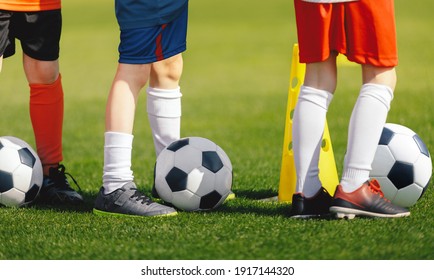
[340,83,393,192]
[102,131,134,194]
[293,86,333,197]
[147,87,182,157]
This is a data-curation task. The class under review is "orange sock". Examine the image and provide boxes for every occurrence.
[29,74,64,176]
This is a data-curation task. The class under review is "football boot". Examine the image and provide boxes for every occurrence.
[38,164,84,205]
[330,179,410,219]
[289,187,333,218]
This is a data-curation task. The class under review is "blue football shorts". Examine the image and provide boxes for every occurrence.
[118,6,188,64]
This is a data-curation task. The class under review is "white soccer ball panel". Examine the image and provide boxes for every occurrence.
[0,148,21,172]
[385,123,415,135]
[393,184,423,208]
[154,159,174,203]
[0,188,25,207]
[156,182,174,204]
[413,154,433,188]
[186,168,206,194]
[156,150,176,175]
[4,136,34,150]
[216,146,232,171]
[154,150,175,202]
[30,155,43,188]
[4,135,43,190]
[387,134,420,164]
[174,145,202,173]
[370,145,395,177]
[193,167,216,197]
[12,165,33,192]
[188,137,217,152]
[1,137,22,150]
[172,190,201,211]
[214,166,232,195]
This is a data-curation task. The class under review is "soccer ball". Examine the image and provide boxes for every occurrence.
[370,123,432,207]
[154,137,232,211]
[0,136,43,207]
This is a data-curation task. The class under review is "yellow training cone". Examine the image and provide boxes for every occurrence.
[278,44,339,202]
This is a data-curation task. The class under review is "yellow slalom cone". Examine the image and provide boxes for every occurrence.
[278,44,339,202]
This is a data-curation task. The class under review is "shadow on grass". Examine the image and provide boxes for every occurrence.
[31,190,97,213]
[218,189,336,221]
[232,188,278,200]
[27,188,333,221]
[215,188,291,217]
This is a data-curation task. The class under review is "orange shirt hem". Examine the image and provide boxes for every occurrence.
[0,1,61,12]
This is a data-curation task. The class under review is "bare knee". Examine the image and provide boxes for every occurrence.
[116,63,151,93]
[304,54,338,93]
[23,55,60,84]
[362,65,397,90]
[150,54,183,89]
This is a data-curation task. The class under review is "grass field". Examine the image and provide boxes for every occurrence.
[0,0,433,260]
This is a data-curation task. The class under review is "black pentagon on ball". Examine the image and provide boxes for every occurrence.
[413,134,430,157]
[0,170,14,193]
[167,138,190,152]
[0,141,4,150]
[199,190,222,210]
[25,184,40,203]
[388,161,414,190]
[165,167,188,192]
[18,148,36,168]
[202,151,224,173]
[379,126,395,145]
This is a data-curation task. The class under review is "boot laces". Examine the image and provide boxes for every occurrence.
[368,179,389,202]
[130,188,153,205]
[49,164,81,192]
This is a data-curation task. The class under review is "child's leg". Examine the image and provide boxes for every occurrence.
[147,54,183,156]
[292,56,336,197]
[105,63,151,134]
[24,56,63,176]
[103,63,150,194]
[29,76,63,175]
[293,86,333,197]
[340,83,393,191]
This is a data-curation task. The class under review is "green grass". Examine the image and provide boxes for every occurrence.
[0,0,433,260]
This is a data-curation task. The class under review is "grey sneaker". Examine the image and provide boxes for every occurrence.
[38,164,84,205]
[93,182,177,217]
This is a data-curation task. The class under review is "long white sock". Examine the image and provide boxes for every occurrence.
[340,83,393,192]
[102,131,134,194]
[147,87,182,157]
[293,86,333,197]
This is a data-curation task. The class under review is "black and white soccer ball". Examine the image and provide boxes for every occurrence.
[370,123,432,207]
[0,136,43,207]
[154,137,232,211]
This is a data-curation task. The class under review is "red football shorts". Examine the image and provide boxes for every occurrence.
[294,0,398,67]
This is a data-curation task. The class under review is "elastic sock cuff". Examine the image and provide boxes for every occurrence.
[147,87,182,118]
[146,87,182,99]
[104,131,134,148]
[360,83,394,111]
[299,86,334,110]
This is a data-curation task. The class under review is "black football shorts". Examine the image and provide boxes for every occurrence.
[0,9,61,61]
